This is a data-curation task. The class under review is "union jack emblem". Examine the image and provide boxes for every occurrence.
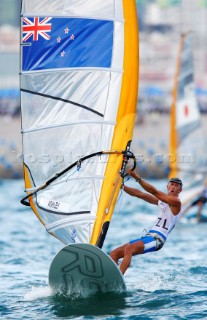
[22,17,52,42]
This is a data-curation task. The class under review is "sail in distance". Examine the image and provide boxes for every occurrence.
[169,33,207,204]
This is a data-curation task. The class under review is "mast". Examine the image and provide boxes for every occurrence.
[90,0,139,246]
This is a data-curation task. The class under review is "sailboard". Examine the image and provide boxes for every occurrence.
[49,243,126,296]
[169,33,207,206]
[20,0,139,294]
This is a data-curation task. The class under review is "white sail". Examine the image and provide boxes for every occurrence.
[20,0,139,246]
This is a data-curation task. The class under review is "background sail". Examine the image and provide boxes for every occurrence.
[20,0,139,245]
[169,33,207,204]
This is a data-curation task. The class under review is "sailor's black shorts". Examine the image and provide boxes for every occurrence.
[191,196,207,206]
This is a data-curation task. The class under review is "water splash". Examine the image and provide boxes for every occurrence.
[23,286,52,301]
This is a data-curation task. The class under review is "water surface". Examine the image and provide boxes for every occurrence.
[1,179,207,319]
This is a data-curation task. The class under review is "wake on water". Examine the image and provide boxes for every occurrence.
[24,286,52,301]
[23,263,173,302]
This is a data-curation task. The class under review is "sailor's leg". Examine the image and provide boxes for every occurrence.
[110,244,128,265]
[119,240,144,275]
[197,201,203,222]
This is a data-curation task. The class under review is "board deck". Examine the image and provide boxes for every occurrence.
[49,243,126,296]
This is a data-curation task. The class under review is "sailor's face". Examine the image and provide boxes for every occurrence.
[167,182,182,196]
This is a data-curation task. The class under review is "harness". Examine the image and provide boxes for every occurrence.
[145,232,166,250]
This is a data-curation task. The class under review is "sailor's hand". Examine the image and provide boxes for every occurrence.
[128,169,139,180]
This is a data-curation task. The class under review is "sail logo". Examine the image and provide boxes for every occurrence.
[62,248,103,277]
[48,200,60,210]
[22,17,52,42]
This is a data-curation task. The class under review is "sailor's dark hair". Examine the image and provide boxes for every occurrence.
[169,177,183,187]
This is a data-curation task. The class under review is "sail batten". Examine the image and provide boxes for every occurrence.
[46,216,95,231]
[21,67,124,74]
[21,14,125,23]
[21,89,105,117]
[21,0,124,18]
[20,0,139,246]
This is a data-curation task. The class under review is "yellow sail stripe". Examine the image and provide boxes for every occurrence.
[90,0,139,245]
[169,34,186,179]
[23,164,45,226]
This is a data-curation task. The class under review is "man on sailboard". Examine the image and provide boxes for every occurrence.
[110,169,182,275]
[181,178,207,222]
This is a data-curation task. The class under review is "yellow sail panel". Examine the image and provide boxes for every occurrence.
[90,0,139,246]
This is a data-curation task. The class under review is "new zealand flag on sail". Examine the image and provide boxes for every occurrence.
[22,17,113,71]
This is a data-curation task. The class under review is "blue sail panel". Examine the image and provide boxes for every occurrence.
[22,17,113,71]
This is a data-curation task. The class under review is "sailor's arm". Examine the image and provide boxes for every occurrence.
[128,169,181,214]
[122,185,158,205]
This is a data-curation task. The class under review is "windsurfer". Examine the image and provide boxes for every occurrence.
[110,169,182,275]
[181,178,207,222]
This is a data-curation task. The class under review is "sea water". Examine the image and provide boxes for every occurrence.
[0,179,207,319]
